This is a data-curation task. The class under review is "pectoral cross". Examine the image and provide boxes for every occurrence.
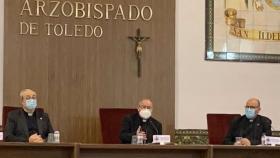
[129,28,150,78]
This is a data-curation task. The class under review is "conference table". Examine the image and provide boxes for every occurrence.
[0,142,280,158]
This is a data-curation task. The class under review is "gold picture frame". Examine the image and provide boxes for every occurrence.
[205,0,280,63]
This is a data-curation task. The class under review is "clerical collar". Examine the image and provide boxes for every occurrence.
[248,115,259,122]
[22,108,35,117]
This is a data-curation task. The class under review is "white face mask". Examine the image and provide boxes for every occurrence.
[139,109,152,120]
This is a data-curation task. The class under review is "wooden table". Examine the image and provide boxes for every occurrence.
[79,144,209,158]
[0,143,75,158]
[211,145,280,158]
[0,143,280,158]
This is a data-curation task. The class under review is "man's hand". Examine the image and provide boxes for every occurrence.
[136,126,147,141]
[234,138,251,146]
[29,134,44,143]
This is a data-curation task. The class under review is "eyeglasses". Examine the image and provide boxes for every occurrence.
[24,95,36,100]
[245,106,258,109]
[139,105,152,109]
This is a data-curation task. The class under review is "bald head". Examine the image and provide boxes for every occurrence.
[20,89,36,102]
[246,98,260,107]
[20,89,37,112]
[245,97,261,114]
[137,99,153,112]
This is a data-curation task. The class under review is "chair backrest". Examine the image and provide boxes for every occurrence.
[2,106,21,130]
[99,108,138,144]
[2,106,44,131]
[207,113,241,144]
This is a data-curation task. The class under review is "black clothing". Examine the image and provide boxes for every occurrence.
[120,113,162,144]
[4,108,54,142]
[223,115,272,145]
[23,111,39,136]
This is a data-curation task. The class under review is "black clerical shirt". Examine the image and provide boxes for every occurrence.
[23,110,39,136]
[223,115,272,145]
[120,113,162,144]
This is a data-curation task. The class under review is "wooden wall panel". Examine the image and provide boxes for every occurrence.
[4,0,175,143]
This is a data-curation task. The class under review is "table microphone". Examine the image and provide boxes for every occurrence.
[149,120,159,135]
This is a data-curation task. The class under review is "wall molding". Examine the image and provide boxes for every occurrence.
[175,129,280,144]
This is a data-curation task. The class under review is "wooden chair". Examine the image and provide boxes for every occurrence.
[99,108,137,144]
[207,113,241,144]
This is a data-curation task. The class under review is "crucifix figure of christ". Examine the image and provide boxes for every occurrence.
[129,28,150,78]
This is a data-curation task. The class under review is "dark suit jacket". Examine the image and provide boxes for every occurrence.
[4,108,54,142]
[223,115,272,145]
[119,112,162,144]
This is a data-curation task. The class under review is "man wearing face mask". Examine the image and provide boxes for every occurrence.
[4,89,54,143]
[120,99,162,144]
[223,98,272,146]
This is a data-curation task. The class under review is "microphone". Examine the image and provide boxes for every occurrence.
[149,120,159,135]
[140,120,148,133]
[140,121,148,144]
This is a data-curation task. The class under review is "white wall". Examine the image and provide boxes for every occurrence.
[0,0,3,124]
[176,0,280,130]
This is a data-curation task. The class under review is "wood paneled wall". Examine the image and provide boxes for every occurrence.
[4,0,175,143]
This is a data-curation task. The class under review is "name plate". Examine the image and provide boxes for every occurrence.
[152,135,170,144]
[0,132,3,141]
[265,136,280,145]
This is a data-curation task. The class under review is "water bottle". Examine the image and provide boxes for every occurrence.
[131,135,138,144]
[261,133,266,145]
[54,131,60,143]
[137,135,144,144]
[47,133,54,143]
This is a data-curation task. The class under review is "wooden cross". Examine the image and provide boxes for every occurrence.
[129,28,150,78]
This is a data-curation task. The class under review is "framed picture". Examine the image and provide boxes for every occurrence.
[205,0,280,63]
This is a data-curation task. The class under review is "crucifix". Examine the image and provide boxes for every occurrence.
[129,28,150,78]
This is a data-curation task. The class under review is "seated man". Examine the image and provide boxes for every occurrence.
[223,98,272,146]
[4,89,54,143]
[120,99,162,144]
